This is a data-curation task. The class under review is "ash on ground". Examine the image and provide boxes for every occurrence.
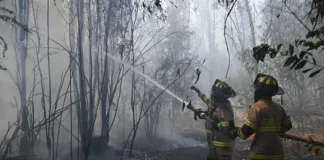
[58,131,250,160]
[131,139,250,160]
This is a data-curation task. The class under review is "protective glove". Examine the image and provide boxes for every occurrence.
[193,108,205,119]
[198,112,206,119]
[186,101,193,109]
[230,127,239,140]
[190,86,200,94]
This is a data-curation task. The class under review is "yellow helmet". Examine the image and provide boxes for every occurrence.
[211,79,236,98]
[253,73,284,95]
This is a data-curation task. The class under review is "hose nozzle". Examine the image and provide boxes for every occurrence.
[181,100,190,111]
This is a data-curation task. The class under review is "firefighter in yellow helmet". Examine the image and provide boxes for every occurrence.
[190,79,236,160]
[231,73,292,160]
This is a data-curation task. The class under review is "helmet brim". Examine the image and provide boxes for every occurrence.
[252,84,285,95]
[277,87,285,95]
[228,88,237,97]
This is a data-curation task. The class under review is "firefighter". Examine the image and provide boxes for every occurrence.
[190,79,237,160]
[190,85,213,159]
[231,73,292,160]
[190,87,212,143]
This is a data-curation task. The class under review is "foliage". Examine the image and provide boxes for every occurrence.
[142,0,162,14]
[193,59,205,84]
[140,0,166,21]
[252,0,324,78]
[0,1,29,71]
[142,0,236,17]
[217,0,236,7]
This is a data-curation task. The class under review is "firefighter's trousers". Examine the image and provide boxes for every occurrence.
[210,146,233,160]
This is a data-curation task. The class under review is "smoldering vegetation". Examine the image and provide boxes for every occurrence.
[0,0,323,160]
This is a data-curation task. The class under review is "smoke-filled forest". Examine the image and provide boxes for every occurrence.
[0,0,323,159]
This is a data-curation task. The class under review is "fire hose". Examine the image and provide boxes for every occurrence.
[181,101,324,148]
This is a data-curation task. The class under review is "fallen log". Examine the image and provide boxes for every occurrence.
[280,133,324,147]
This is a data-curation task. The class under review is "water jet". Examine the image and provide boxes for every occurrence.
[105,53,189,105]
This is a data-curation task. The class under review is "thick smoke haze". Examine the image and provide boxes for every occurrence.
[0,0,323,160]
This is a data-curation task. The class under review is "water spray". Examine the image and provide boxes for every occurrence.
[105,53,189,105]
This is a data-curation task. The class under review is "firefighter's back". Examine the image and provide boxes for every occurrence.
[250,99,286,159]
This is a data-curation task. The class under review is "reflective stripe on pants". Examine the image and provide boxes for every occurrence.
[212,141,234,147]
[249,152,284,160]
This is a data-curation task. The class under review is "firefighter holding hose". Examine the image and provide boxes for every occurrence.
[190,79,237,160]
[190,86,213,150]
[230,73,292,160]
